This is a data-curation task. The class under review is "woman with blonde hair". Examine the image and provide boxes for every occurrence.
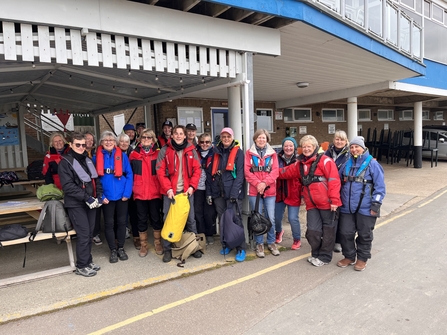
[42,132,70,189]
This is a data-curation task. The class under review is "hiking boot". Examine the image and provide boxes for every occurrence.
[110,249,118,263]
[256,244,265,258]
[268,243,280,256]
[192,250,202,258]
[133,237,141,250]
[92,235,102,246]
[235,250,246,262]
[275,230,284,243]
[291,239,301,250]
[75,267,97,277]
[337,258,355,268]
[162,250,172,263]
[354,260,367,271]
[220,247,231,255]
[206,236,215,245]
[311,257,328,267]
[117,248,128,261]
[88,263,101,271]
[333,243,342,253]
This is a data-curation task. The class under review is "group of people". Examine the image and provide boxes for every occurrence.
[42,122,385,277]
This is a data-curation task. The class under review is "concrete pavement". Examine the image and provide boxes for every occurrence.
[0,159,446,324]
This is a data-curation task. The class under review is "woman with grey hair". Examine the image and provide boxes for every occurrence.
[280,135,342,267]
[94,131,134,263]
[325,129,350,253]
[117,133,133,156]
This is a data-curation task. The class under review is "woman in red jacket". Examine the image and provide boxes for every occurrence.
[280,135,342,267]
[42,132,70,189]
[129,129,163,258]
[156,125,202,263]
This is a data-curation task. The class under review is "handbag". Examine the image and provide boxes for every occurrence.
[220,202,245,249]
[248,193,272,235]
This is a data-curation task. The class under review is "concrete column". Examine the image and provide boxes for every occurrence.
[143,103,152,130]
[228,83,241,142]
[413,101,423,168]
[347,97,358,141]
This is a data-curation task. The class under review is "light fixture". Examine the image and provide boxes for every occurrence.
[157,88,161,94]
[155,75,159,81]
[31,62,35,68]
[135,88,138,93]
[90,81,93,86]
[128,69,132,75]
[180,77,183,83]
[112,85,115,90]
[296,82,309,88]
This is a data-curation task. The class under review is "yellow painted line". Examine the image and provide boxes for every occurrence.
[89,253,310,335]
[417,189,447,208]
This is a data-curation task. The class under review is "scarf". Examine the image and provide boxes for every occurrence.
[171,139,188,151]
[95,146,123,177]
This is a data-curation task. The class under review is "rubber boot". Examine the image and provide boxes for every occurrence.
[139,231,148,257]
[153,230,163,255]
[133,237,141,250]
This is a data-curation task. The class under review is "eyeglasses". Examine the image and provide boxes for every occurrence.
[141,136,153,140]
[74,143,87,148]
[199,141,211,144]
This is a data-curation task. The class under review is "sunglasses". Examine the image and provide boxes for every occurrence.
[141,136,153,140]
[199,141,211,144]
[74,143,86,148]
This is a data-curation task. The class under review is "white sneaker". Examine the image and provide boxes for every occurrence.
[311,257,328,267]
[307,256,315,263]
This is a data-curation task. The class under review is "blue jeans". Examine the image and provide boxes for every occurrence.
[249,195,276,245]
[275,201,301,240]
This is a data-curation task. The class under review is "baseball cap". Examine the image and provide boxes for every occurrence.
[220,127,234,138]
[163,120,173,128]
[136,122,145,129]
[185,123,197,130]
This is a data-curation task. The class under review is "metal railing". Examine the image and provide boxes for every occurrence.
[311,0,423,61]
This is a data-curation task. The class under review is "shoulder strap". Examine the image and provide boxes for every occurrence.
[29,202,49,241]
[51,201,57,239]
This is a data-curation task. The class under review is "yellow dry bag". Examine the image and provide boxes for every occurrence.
[161,193,190,243]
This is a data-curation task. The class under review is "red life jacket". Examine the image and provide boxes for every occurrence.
[211,145,239,177]
[95,146,123,177]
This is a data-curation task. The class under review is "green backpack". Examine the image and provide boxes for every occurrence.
[36,183,64,201]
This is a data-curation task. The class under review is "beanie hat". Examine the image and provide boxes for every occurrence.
[282,137,297,150]
[350,136,366,150]
[123,124,135,131]
[220,127,234,138]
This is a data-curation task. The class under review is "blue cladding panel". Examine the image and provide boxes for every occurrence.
[399,59,447,90]
[206,0,425,75]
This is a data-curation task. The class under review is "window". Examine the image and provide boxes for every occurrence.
[256,109,273,132]
[424,0,430,17]
[401,0,414,9]
[322,109,344,122]
[422,110,430,120]
[434,111,444,120]
[400,110,413,120]
[378,109,394,121]
[177,107,203,133]
[358,109,371,121]
[283,108,312,122]
[415,0,423,13]
[433,3,443,22]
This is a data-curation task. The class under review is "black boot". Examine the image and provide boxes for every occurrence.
[162,250,172,263]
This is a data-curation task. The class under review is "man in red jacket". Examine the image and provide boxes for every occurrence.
[156,125,202,263]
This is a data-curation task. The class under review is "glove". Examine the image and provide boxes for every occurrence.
[96,197,103,208]
[85,197,98,209]
[230,198,237,203]
[370,202,381,215]
[206,196,213,205]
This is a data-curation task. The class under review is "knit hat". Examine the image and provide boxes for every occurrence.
[123,124,135,131]
[282,137,297,150]
[220,127,234,138]
[350,136,366,149]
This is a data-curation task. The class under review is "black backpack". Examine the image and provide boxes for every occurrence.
[27,160,45,180]
[30,200,73,240]
[220,202,245,250]
[0,171,19,187]
[0,224,28,242]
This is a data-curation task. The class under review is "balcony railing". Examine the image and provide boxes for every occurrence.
[310,0,423,61]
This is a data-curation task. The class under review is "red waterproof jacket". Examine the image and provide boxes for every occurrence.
[244,143,279,197]
[279,153,342,210]
[155,141,201,194]
[276,151,301,207]
[42,144,70,189]
[129,145,162,200]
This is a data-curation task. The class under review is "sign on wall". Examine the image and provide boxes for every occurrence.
[0,111,19,146]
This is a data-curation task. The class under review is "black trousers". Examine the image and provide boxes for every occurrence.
[66,206,97,269]
[102,199,128,250]
[135,198,163,232]
[338,212,377,262]
[305,208,336,263]
[128,196,139,237]
[194,189,217,236]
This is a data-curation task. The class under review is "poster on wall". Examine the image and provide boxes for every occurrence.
[0,111,20,146]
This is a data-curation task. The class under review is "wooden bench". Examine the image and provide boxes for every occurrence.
[0,198,77,287]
